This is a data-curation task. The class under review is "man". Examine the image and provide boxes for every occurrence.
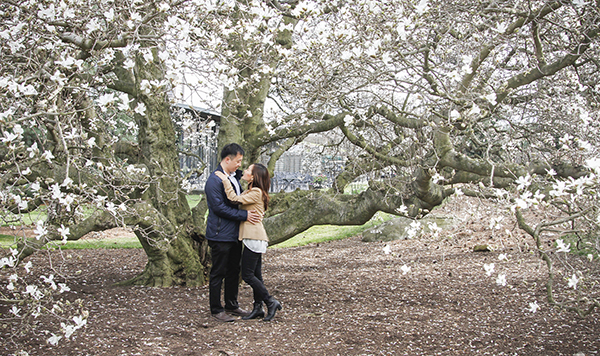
[204,143,261,322]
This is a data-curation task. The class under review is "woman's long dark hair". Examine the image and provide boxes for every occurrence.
[250,163,270,210]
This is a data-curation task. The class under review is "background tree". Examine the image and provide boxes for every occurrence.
[1,1,599,344]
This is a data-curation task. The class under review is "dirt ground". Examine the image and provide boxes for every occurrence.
[1,197,600,356]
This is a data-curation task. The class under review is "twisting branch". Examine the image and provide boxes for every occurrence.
[515,208,599,317]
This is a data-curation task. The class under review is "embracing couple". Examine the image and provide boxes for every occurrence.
[204,143,282,323]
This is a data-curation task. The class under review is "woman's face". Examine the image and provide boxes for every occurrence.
[241,164,254,182]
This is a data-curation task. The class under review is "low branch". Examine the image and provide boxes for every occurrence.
[58,32,128,51]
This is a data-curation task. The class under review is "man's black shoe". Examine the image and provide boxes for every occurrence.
[212,311,235,322]
[226,307,251,317]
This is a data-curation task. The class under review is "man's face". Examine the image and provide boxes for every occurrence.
[222,153,243,174]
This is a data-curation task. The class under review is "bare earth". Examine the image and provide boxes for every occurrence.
[2,197,600,356]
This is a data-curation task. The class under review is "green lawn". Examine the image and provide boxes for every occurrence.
[1,194,390,250]
[272,212,391,248]
[0,235,142,250]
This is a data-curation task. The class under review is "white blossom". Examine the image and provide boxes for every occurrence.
[343,114,354,126]
[123,58,135,70]
[134,102,146,116]
[106,202,117,215]
[1,130,18,143]
[50,184,64,200]
[528,301,539,313]
[97,93,116,111]
[34,221,47,240]
[27,142,39,158]
[47,334,62,346]
[555,239,570,253]
[25,285,44,300]
[73,315,87,328]
[450,109,460,121]
[86,18,101,33]
[58,283,71,293]
[489,217,503,230]
[567,274,579,289]
[24,261,32,273]
[484,263,495,276]
[41,274,57,290]
[10,305,21,316]
[105,8,115,21]
[415,0,429,15]
[395,205,408,215]
[585,157,600,173]
[549,180,568,197]
[427,222,442,237]
[484,93,497,105]
[493,22,508,33]
[57,225,70,243]
[515,174,531,191]
[401,264,411,275]
[41,150,55,163]
[468,104,481,117]
[61,323,77,339]
[496,273,507,286]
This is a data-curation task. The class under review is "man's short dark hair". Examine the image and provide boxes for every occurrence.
[220,143,245,160]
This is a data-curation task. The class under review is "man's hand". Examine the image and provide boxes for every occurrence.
[246,210,262,224]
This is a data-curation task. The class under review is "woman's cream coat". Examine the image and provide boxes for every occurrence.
[220,177,269,242]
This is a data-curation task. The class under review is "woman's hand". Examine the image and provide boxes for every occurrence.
[215,171,227,180]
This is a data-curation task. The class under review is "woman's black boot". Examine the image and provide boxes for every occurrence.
[263,297,282,321]
[242,302,264,320]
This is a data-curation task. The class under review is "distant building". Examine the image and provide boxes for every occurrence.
[174,108,347,192]
[173,104,220,191]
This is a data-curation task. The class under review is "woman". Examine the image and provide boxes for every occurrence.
[215,163,282,321]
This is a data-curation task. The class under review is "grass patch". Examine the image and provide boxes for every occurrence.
[272,212,392,248]
[343,182,368,195]
[0,234,16,248]
[187,194,203,208]
[56,237,142,250]
[0,235,141,250]
[559,235,599,261]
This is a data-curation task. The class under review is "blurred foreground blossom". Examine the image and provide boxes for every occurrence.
[401,265,411,275]
[528,301,539,313]
[484,263,495,276]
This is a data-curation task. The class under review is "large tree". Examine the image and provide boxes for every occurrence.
[1,0,599,316]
